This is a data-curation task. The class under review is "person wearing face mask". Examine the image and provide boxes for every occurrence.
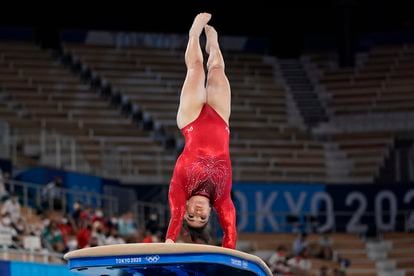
[105,228,125,245]
[0,169,9,202]
[1,193,21,224]
[0,213,18,248]
[92,208,106,226]
[0,214,13,230]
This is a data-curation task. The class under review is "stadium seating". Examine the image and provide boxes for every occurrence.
[0,42,175,183]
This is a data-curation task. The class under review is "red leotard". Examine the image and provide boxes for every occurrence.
[166,104,236,249]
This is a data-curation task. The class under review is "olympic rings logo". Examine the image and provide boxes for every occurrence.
[145,255,160,263]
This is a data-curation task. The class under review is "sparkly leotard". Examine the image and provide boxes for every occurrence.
[165,104,236,249]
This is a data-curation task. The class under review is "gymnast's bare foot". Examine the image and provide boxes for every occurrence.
[204,24,218,54]
[189,13,211,37]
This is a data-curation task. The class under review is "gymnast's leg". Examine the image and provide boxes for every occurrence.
[205,24,231,125]
[176,13,211,129]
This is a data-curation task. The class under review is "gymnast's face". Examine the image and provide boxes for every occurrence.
[185,195,211,228]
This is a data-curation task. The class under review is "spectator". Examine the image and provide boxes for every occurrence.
[142,230,163,243]
[77,221,92,249]
[317,232,333,260]
[117,211,136,237]
[66,236,78,252]
[0,169,9,201]
[292,232,308,256]
[87,236,99,247]
[105,228,125,245]
[105,216,119,235]
[41,220,66,253]
[71,201,85,231]
[82,205,94,222]
[146,212,159,234]
[268,245,292,275]
[142,230,155,243]
[11,216,26,236]
[1,193,21,224]
[0,213,18,248]
[338,255,351,273]
[92,208,108,234]
[91,221,106,246]
[42,176,64,210]
[287,247,311,276]
[58,216,74,246]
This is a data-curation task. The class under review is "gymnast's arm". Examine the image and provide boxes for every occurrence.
[214,195,237,249]
[165,181,187,243]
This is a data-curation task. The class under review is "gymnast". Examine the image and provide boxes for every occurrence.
[165,13,236,249]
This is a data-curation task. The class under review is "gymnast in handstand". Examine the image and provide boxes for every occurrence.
[165,13,236,249]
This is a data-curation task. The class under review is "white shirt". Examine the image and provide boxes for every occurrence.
[1,199,21,223]
[0,171,7,197]
[287,256,311,270]
[105,235,125,245]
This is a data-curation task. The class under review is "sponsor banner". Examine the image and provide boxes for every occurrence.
[233,183,325,232]
[325,183,414,233]
[233,182,414,233]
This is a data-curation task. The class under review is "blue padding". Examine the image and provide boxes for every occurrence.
[68,252,269,276]
[0,260,10,276]
[10,261,79,276]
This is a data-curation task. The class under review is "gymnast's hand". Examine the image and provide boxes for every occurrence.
[165,239,175,244]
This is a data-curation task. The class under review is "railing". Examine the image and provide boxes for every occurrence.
[6,179,119,217]
[8,128,91,173]
[5,125,169,183]
[39,130,89,172]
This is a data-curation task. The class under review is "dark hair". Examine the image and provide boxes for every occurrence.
[182,220,211,245]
